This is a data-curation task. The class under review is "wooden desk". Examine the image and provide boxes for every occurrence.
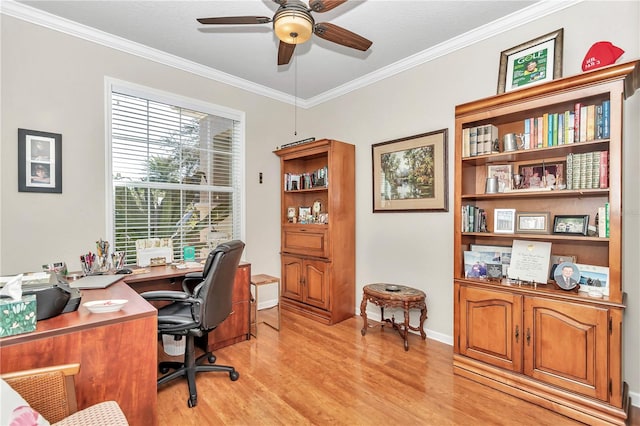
[0,282,157,426]
[123,262,252,351]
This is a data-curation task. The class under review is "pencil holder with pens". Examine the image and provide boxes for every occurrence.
[81,254,110,275]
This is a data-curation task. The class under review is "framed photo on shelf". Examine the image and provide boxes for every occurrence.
[18,128,62,193]
[516,212,551,234]
[298,206,311,220]
[575,263,610,296]
[516,160,565,190]
[487,164,512,193]
[372,129,448,212]
[494,208,516,233]
[548,254,577,280]
[497,28,564,94]
[553,215,589,235]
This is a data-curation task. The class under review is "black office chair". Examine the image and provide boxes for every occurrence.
[141,240,245,407]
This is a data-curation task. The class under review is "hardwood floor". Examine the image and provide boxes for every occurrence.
[157,309,638,425]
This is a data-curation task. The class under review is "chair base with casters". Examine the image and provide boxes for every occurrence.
[142,240,245,408]
[158,333,239,408]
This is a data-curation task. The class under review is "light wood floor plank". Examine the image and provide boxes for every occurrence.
[157,309,638,425]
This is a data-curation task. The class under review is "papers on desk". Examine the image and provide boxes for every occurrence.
[0,272,50,286]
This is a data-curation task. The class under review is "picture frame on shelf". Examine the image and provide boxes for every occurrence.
[497,28,564,94]
[575,263,610,296]
[548,254,577,280]
[287,206,296,222]
[298,206,311,221]
[487,164,512,193]
[552,214,589,235]
[372,129,448,212]
[516,160,565,190]
[516,212,551,234]
[18,128,62,193]
[494,208,516,233]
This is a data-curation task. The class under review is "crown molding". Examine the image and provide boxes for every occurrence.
[2,0,581,109]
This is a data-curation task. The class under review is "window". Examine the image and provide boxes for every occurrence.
[107,80,244,264]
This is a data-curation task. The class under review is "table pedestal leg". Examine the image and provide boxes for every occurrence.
[360,295,368,336]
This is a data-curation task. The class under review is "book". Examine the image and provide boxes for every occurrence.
[599,150,608,188]
[585,151,593,189]
[462,127,470,158]
[596,104,603,139]
[557,112,564,145]
[592,151,600,189]
[478,125,488,155]
[523,118,531,150]
[542,112,549,147]
[602,100,610,138]
[605,202,610,238]
[579,105,588,142]
[487,124,499,154]
[574,102,581,142]
[598,206,607,237]
[566,153,573,190]
[469,126,478,157]
[536,116,544,148]
[586,104,596,141]
[566,111,575,144]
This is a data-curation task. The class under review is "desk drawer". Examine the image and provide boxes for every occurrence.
[283,228,328,257]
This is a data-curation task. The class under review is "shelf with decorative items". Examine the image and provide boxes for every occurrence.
[453,60,639,425]
[274,139,355,325]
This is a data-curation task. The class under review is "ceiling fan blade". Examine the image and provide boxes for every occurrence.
[278,41,296,65]
[309,0,347,13]
[314,22,372,51]
[197,16,272,25]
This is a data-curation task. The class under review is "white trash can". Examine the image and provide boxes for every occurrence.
[162,334,185,356]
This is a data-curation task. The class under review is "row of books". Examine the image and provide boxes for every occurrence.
[461,205,487,233]
[283,166,328,191]
[461,100,610,158]
[523,100,610,149]
[461,124,498,157]
[596,203,610,238]
[566,151,608,190]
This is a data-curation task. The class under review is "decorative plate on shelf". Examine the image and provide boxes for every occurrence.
[83,299,128,313]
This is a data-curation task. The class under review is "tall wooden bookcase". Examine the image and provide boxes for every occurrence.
[274,139,355,325]
[453,61,639,425]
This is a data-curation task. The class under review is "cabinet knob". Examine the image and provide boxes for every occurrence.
[515,325,519,343]
[526,328,531,346]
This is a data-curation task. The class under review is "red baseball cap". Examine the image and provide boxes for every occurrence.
[582,41,624,71]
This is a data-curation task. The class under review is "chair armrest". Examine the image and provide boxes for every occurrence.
[139,290,189,302]
[182,273,203,293]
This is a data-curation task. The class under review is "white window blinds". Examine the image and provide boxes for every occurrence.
[109,87,242,263]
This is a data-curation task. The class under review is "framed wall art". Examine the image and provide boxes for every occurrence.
[497,28,564,94]
[18,128,62,193]
[372,129,448,212]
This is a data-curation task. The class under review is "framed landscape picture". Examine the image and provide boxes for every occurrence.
[497,28,563,94]
[372,129,448,212]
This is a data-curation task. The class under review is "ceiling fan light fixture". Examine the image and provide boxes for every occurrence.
[274,10,314,45]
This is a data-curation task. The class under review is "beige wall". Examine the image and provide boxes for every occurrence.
[1,1,639,404]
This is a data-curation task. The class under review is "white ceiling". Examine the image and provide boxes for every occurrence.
[5,1,577,106]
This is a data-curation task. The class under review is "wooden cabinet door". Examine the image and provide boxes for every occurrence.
[282,255,303,301]
[524,297,608,400]
[302,259,329,310]
[458,285,523,372]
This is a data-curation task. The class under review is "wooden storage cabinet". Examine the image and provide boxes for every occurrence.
[453,61,639,425]
[282,254,330,310]
[275,139,355,325]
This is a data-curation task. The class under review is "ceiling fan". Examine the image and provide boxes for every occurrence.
[197,0,373,65]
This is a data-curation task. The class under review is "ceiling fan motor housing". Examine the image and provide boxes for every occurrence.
[273,1,315,44]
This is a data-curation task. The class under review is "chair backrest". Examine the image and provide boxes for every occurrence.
[2,363,79,423]
[193,240,245,331]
